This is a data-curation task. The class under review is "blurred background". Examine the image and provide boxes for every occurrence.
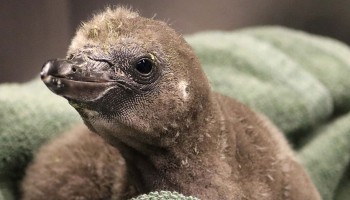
[1,0,350,83]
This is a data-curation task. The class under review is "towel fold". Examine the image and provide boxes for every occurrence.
[298,112,350,200]
[240,27,350,114]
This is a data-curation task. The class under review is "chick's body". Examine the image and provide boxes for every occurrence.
[21,7,321,200]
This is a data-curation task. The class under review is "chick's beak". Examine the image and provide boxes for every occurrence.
[41,58,117,102]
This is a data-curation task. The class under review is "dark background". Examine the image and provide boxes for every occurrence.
[1,0,350,83]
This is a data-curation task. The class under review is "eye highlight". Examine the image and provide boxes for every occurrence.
[135,58,153,75]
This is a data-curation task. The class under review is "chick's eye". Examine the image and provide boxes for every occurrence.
[135,58,153,75]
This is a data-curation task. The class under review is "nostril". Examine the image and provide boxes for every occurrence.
[71,67,77,72]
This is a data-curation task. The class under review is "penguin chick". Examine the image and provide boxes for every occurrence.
[37,7,321,200]
[21,124,135,200]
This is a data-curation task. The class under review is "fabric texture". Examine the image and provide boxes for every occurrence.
[1,26,350,200]
[129,191,200,200]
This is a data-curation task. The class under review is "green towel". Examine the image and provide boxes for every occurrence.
[0,80,80,180]
[1,26,350,200]
[299,112,350,200]
[240,27,350,114]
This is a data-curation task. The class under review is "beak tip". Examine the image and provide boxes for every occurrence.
[41,60,53,79]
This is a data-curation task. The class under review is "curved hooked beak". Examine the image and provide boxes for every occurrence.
[41,58,117,102]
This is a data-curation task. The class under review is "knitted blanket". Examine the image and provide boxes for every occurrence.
[1,26,350,200]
